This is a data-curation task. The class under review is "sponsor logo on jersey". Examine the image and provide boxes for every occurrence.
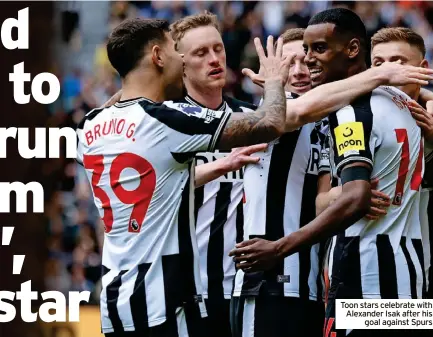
[334,122,365,156]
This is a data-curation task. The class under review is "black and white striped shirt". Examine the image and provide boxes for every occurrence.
[422,149,433,298]
[327,87,425,300]
[172,95,257,300]
[233,92,328,301]
[76,98,231,333]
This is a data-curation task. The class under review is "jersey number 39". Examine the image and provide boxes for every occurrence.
[83,153,156,233]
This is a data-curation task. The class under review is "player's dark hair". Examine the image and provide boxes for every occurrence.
[308,8,367,54]
[107,18,170,78]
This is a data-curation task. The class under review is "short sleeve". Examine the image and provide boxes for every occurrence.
[317,118,330,175]
[144,100,231,154]
[329,100,375,176]
[319,132,331,175]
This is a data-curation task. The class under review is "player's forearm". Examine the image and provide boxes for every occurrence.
[316,192,333,216]
[284,67,385,132]
[217,78,286,150]
[276,182,370,258]
[195,159,230,188]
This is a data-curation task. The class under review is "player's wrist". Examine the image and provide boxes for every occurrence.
[274,237,290,259]
[264,75,285,87]
[368,66,390,86]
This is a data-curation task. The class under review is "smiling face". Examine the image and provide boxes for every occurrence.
[177,25,226,92]
[371,40,428,99]
[303,23,352,87]
[282,40,312,95]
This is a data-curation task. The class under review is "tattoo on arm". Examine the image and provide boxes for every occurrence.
[217,79,286,151]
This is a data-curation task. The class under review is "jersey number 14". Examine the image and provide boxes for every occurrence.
[393,129,424,206]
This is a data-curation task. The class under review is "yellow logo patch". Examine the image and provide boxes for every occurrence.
[334,122,365,156]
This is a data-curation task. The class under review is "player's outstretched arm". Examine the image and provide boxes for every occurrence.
[230,163,372,272]
[194,144,267,187]
[216,37,294,151]
[283,63,433,132]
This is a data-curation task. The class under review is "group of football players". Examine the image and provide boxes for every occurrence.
[76,7,433,337]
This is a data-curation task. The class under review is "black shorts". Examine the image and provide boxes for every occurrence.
[230,292,324,337]
[203,298,232,337]
[104,302,207,337]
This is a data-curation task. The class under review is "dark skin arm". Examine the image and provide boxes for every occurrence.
[229,163,371,272]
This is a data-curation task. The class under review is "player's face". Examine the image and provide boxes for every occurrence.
[162,33,186,100]
[371,41,428,99]
[282,40,312,95]
[178,26,226,91]
[303,23,351,87]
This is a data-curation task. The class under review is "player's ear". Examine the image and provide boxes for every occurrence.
[151,45,165,68]
[420,58,429,69]
[347,38,361,60]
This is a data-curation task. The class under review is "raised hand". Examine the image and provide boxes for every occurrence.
[242,36,295,88]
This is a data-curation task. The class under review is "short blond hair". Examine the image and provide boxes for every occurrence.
[371,27,426,57]
[170,11,220,50]
[279,28,305,45]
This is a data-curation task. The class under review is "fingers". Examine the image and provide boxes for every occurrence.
[242,68,258,79]
[266,35,274,58]
[275,37,283,58]
[369,206,387,216]
[236,155,260,165]
[254,37,266,62]
[241,143,268,155]
[365,214,379,221]
[371,189,390,202]
[235,238,258,248]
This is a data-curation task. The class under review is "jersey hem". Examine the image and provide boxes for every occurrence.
[232,290,318,301]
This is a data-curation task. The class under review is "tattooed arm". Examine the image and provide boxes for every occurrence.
[216,78,286,150]
[214,36,293,151]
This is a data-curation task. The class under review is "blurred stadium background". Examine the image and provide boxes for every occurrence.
[45,1,433,336]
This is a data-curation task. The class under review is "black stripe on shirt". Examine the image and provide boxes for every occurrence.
[400,237,418,299]
[412,238,426,297]
[299,172,318,299]
[162,254,183,313]
[178,172,198,302]
[377,234,398,299]
[236,200,244,244]
[331,235,362,298]
[130,262,151,332]
[265,130,301,294]
[107,270,127,333]
[194,186,205,229]
[207,182,232,301]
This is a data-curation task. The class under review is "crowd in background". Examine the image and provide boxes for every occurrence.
[46,0,433,304]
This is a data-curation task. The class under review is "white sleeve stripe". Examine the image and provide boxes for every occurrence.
[336,105,356,124]
[336,156,373,174]
[208,112,231,152]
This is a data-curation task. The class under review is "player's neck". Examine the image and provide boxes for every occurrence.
[347,62,367,78]
[186,85,224,110]
[121,71,167,102]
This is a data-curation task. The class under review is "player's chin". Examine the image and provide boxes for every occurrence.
[207,76,226,88]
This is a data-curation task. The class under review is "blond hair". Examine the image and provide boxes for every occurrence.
[170,11,220,50]
[371,27,426,57]
[279,28,305,45]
